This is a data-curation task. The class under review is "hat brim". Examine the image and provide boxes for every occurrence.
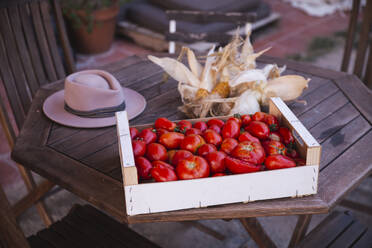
[43,87,146,128]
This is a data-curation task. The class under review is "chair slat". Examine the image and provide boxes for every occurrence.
[0,8,32,113]
[363,39,372,88]
[29,1,58,83]
[39,0,66,79]
[352,228,372,248]
[19,3,47,85]
[0,33,26,128]
[328,220,367,248]
[7,5,39,97]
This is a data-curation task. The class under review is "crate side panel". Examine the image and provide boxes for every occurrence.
[125,165,318,215]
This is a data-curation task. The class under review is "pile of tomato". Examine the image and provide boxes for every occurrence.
[130,112,305,182]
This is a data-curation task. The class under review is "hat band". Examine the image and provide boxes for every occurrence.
[64,101,126,118]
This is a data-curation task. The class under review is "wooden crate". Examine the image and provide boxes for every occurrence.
[116,97,321,216]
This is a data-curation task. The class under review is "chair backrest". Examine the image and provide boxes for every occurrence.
[165,10,256,53]
[0,0,75,145]
[0,185,30,248]
[341,0,372,88]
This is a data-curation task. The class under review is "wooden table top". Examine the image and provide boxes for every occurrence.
[12,55,372,224]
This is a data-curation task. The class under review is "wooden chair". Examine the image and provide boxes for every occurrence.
[297,211,372,248]
[341,0,372,88]
[165,10,256,53]
[0,0,75,226]
[0,181,161,248]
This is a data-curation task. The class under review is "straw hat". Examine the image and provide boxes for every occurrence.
[43,70,146,128]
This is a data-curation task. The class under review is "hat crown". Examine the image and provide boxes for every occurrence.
[72,74,110,90]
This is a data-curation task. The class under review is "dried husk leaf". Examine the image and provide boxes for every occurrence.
[229,90,261,115]
[230,69,267,87]
[187,48,203,79]
[148,55,200,87]
[262,75,310,105]
[243,47,271,70]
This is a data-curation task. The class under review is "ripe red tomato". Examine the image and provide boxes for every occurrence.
[203,129,222,146]
[265,155,296,170]
[245,121,270,140]
[293,157,306,166]
[279,127,295,146]
[287,148,300,158]
[227,116,242,126]
[138,128,157,144]
[132,140,146,157]
[207,118,224,128]
[155,117,176,131]
[264,114,279,132]
[130,127,139,139]
[176,155,210,179]
[135,156,153,179]
[156,128,169,137]
[262,140,287,156]
[238,131,260,143]
[205,151,226,173]
[177,120,192,133]
[241,114,252,127]
[193,121,208,132]
[268,131,282,142]
[220,138,238,155]
[169,149,193,167]
[212,173,226,177]
[221,120,240,139]
[151,161,178,182]
[208,124,221,134]
[180,134,205,153]
[146,143,168,161]
[252,112,267,122]
[231,141,265,164]
[197,144,217,157]
[225,156,261,174]
[185,128,202,136]
[158,132,185,149]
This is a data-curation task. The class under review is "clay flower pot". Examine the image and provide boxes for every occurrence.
[66,4,120,54]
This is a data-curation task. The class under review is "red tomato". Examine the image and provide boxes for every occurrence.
[287,148,300,158]
[245,121,270,140]
[212,173,226,177]
[265,155,296,170]
[167,150,177,164]
[264,114,279,132]
[221,120,240,139]
[252,112,267,122]
[262,140,287,156]
[220,138,238,155]
[156,128,169,137]
[158,132,185,149]
[176,155,210,179]
[205,151,226,173]
[279,127,295,146]
[227,116,242,126]
[132,140,146,157]
[180,134,205,153]
[193,121,208,132]
[231,141,266,164]
[151,161,178,182]
[269,131,282,142]
[207,118,224,128]
[203,129,222,146]
[138,128,157,144]
[169,150,193,167]
[238,131,260,143]
[135,156,153,180]
[130,127,139,139]
[146,143,168,161]
[185,128,202,136]
[225,156,261,174]
[241,114,252,127]
[177,120,192,133]
[208,124,221,134]
[197,144,217,157]
[155,117,176,131]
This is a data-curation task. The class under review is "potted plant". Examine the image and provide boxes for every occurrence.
[62,0,125,54]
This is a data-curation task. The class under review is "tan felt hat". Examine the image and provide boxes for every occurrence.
[43,70,146,128]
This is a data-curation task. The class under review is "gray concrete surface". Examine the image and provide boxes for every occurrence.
[4,44,372,248]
